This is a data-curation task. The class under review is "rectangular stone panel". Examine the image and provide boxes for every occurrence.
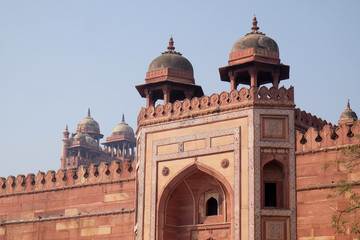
[104,193,129,202]
[56,221,79,230]
[183,139,206,151]
[262,216,289,240]
[81,226,111,237]
[157,143,179,155]
[211,134,234,147]
[261,115,289,141]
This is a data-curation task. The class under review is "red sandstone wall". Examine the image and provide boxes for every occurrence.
[296,124,360,239]
[0,161,136,240]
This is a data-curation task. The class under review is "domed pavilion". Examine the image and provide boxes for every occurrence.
[136,37,204,107]
[219,16,289,90]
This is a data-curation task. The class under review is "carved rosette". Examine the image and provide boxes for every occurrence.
[162,166,170,176]
[221,158,230,168]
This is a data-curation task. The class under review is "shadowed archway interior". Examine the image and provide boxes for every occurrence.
[158,167,233,240]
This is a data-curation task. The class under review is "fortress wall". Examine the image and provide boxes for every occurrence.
[0,161,136,239]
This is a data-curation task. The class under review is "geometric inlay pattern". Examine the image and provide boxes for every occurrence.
[266,221,284,239]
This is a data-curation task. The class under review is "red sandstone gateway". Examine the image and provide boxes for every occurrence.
[0,17,358,240]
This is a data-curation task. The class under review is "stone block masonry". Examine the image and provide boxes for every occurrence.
[0,161,136,239]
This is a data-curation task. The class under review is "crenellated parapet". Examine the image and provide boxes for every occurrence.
[138,86,294,126]
[0,160,135,196]
[296,122,360,153]
[295,108,330,133]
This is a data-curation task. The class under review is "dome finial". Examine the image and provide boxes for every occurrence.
[167,36,175,51]
[65,124,68,131]
[87,108,91,117]
[347,99,350,109]
[251,15,260,31]
[122,114,125,123]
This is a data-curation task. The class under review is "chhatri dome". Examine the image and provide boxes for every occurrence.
[111,114,135,137]
[148,36,194,74]
[340,100,358,121]
[136,36,203,107]
[219,16,289,89]
[231,16,279,54]
[76,108,100,134]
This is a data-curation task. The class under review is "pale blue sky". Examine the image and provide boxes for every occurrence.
[0,1,359,177]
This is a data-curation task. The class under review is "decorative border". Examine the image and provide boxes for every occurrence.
[136,129,145,239]
[248,110,255,240]
[136,109,251,240]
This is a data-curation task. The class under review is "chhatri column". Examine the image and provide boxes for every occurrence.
[144,89,155,108]
[249,68,258,88]
[162,85,172,105]
[272,70,280,89]
[228,70,237,91]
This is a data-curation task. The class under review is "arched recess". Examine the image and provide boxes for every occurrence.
[261,159,288,209]
[157,161,234,240]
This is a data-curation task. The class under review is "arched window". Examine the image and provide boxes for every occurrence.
[206,197,218,216]
[262,161,284,208]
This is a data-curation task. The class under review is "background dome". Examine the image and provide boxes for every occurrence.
[148,36,193,73]
[231,16,279,54]
[340,102,358,121]
[76,109,100,134]
[111,115,134,137]
[72,133,98,148]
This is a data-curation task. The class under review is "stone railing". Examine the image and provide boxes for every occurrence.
[295,108,330,133]
[0,160,135,196]
[138,86,294,125]
[296,123,360,152]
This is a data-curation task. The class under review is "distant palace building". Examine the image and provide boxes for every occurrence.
[0,17,359,240]
[61,110,135,169]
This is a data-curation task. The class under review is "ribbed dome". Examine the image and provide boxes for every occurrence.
[111,115,134,137]
[340,102,358,121]
[231,16,279,54]
[148,37,193,73]
[72,133,98,148]
[76,109,100,134]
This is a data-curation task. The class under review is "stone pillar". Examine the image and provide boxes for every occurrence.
[162,86,171,105]
[272,70,280,89]
[249,68,258,88]
[229,70,237,91]
[77,149,81,167]
[145,89,155,108]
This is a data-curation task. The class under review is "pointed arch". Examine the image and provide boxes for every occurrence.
[157,161,234,240]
